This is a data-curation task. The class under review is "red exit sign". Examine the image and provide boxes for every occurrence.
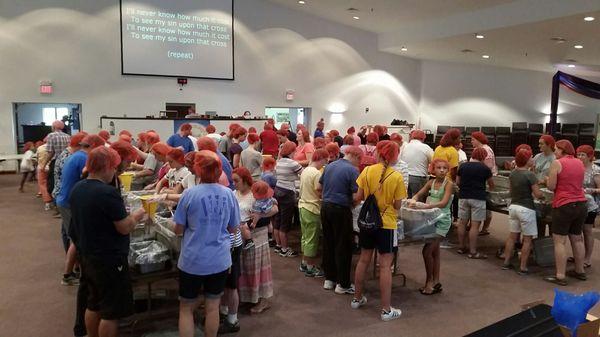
[40,84,53,94]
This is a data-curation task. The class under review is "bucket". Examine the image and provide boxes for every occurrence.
[119,172,134,192]
[139,195,158,218]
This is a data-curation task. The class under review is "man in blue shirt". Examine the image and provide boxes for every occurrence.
[174,150,240,337]
[318,146,362,295]
[167,123,194,153]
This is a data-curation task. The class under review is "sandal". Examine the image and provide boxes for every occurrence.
[419,283,443,292]
[543,276,567,286]
[567,257,575,263]
[584,263,592,269]
[517,269,529,276]
[478,230,490,236]
[456,248,468,255]
[468,252,488,259]
[419,287,442,295]
[501,263,514,270]
[566,270,587,281]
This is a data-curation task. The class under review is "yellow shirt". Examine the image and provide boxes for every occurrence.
[356,163,407,230]
[433,146,459,180]
[298,166,322,214]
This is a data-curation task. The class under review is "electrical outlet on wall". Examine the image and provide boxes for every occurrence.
[365,107,369,114]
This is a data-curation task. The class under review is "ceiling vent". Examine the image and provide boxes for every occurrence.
[550,37,567,43]
[347,7,359,12]
[461,49,474,53]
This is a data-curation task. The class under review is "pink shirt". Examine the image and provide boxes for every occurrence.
[553,156,586,208]
[471,144,497,175]
[352,134,361,146]
[293,143,315,162]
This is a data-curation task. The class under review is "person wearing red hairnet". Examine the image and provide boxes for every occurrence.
[172,150,241,337]
[153,148,191,195]
[293,128,314,167]
[400,129,434,198]
[167,123,195,153]
[501,149,543,275]
[229,127,247,168]
[19,141,37,192]
[260,123,279,158]
[544,140,587,286]
[347,126,361,148]
[576,145,600,269]
[470,131,497,236]
[69,147,146,337]
[455,147,494,259]
[298,148,329,277]
[240,133,263,180]
[205,124,222,143]
[533,135,556,184]
[433,128,461,181]
[51,132,88,200]
[219,123,241,161]
[132,142,169,190]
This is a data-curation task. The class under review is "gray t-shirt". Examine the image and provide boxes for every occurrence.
[240,147,263,180]
[143,152,162,182]
[533,152,555,182]
[510,169,538,210]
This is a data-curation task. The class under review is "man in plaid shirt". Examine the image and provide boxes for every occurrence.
[46,120,71,204]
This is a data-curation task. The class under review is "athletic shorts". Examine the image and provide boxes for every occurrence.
[225,246,241,290]
[458,199,487,222]
[551,201,587,236]
[80,255,134,320]
[179,269,229,301]
[299,208,321,258]
[585,212,597,225]
[508,204,538,237]
[359,228,398,254]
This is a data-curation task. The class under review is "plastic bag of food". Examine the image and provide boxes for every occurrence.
[399,200,443,238]
[551,289,600,337]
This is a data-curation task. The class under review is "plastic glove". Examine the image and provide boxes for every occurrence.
[149,194,167,202]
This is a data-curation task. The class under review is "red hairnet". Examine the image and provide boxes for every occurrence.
[313,137,326,149]
[184,151,196,169]
[325,142,340,157]
[347,126,356,134]
[540,135,556,150]
[471,147,487,161]
[248,126,257,134]
[167,148,185,165]
[376,140,400,164]
[233,167,254,187]
[119,134,132,143]
[262,156,276,171]
[196,137,218,152]
[98,130,110,141]
[555,140,575,156]
[439,128,462,147]
[110,140,137,163]
[515,144,532,155]
[311,148,330,162]
[247,133,260,144]
[264,123,273,131]
[390,133,403,144]
[576,145,594,159]
[151,142,171,157]
[344,145,364,159]
[137,132,148,143]
[373,125,385,136]
[232,127,247,139]
[329,130,340,137]
[429,158,450,174]
[515,149,532,167]
[194,150,222,183]
[280,141,297,157]
[23,142,34,152]
[146,132,160,145]
[366,132,379,144]
[471,131,488,145]
[343,135,355,145]
[205,124,216,133]
[229,123,241,132]
[119,130,132,137]
[86,147,121,174]
[69,132,88,148]
[410,129,426,141]
[81,134,106,149]
[180,123,192,132]
[251,180,273,200]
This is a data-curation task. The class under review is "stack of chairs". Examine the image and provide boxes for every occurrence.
[528,123,544,154]
[435,125,451,146]
[511,122,529,154]
[495,127,512,156]
[481,126,496,154]
[578,123,595,147]
[560,124,579,148]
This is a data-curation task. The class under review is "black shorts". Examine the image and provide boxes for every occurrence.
[225,246,242,290]
[179,269,228,301]
[585,212,597,225]
[273,187,295,232]
[80,255,134,320]
[359,228,398,254]
[551,201,587,236]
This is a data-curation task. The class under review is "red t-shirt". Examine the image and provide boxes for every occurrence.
[260,130,279,156]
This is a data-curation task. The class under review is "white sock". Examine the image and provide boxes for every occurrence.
[306,264,314,269]
[220,305,228,315]
[227,313,238,324]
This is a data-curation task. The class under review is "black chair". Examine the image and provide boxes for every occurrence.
[495,127,512,156]
[579,123,594,135]
[436,125,451,134]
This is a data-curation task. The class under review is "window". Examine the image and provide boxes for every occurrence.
[42,106,70,125]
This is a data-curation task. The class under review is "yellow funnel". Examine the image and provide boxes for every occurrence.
[118,172,134,192]
[139,195,158,219]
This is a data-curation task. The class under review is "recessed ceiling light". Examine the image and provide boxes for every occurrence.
[353,16,360,20]
[584,16,595,22]
[574,45,583,49]
[400,46,407,52]
[482,55,490,59]
[568,64,576,68]
[475,34,484,39]
[298,0,305,4]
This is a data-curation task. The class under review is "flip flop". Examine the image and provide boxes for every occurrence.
[566,270,587,281]
[478,231,490,236]
[434,283,442,290]
[543,276,567,286]
[456,248,468,255]
[468,252,488,259]
[584,263,592,269]
[419,287,442,296]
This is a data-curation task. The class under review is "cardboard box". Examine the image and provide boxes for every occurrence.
[558,318,599,337]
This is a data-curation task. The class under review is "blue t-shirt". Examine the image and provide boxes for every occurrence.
[319,159,359,207]
[167,134,194,153]
[261,171,277,189]
[314,129,324,139]
[56,150,87,208]
[175,183,240,276]
[217,152,234,189]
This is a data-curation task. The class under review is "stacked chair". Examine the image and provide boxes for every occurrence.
[578,123,595,147]
[528,123,544,154]
[560,124,579,148]
[495,127,512,156]
[511,122,529,154]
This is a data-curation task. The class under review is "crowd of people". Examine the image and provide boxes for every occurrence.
[20,119,597,337]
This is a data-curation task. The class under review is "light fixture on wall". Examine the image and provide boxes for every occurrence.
[584,16,595,22]
[328,102,347,113]
[298,0,305,4]
[568,64,576,68]
[475,34,484,39]
[400,46,408,52]
[353,16,360,20]
[482,55,490,59]
[330,113,344,124]
[574,45,583,49]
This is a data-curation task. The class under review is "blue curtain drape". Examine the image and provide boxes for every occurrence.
[549,71,600,135]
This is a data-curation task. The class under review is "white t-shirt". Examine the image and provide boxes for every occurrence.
[20,150,35,172]
[165,167,191,188]
[181,173,197,190]
[458,149,468,164]
[235,190,256,222]
[400,139,434,177]
[188,135,198,151]
[207,133,222,143]
[392,160,410,191]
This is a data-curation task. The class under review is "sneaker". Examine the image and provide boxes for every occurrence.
[44,203,52,211]
[305,266,324,278]
[323,280,335,290]
[218,320,240,334]
[517,269,529,276]
[299,263,308,273]
[334,284,355,295]
[242,240,255,250]
[501,263,514,270]
[273,246,282,254]
[381,307,402,322]
[279,248,298,257]
[351,296,367,309]
[61,273,80,286]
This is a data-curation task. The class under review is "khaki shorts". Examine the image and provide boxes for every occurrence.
[458,199,486,222]
[508,204,538,237]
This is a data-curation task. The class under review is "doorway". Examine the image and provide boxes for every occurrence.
[13,102,82,151]
[265,107,312,131]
